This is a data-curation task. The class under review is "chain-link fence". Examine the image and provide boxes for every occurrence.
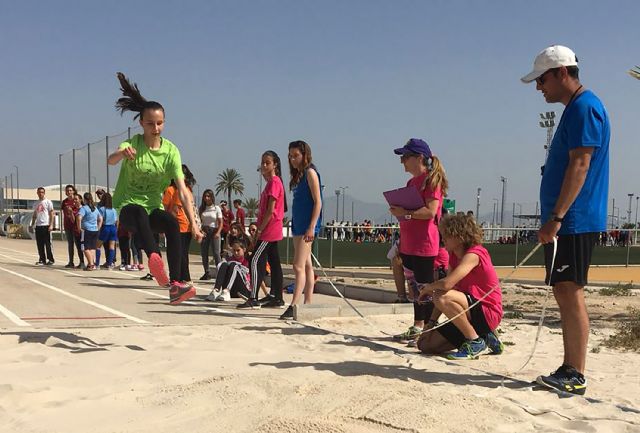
[57,126,141,202]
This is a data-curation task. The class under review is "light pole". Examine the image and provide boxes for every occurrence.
[9,173,13,213]
[334,189,341,221]
[339,186,349,221]
[628,193,634,228]
[539,111,556,175]
[500,176,507,226]
[13,165,19,214]
[476,187,481,220]
[492,198,499,226]
[635,196,639,244]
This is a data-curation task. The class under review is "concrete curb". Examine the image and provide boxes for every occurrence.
[293,302,413,321]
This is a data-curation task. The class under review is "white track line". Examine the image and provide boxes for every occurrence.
[0,258,149,324]
[0,303,30,327]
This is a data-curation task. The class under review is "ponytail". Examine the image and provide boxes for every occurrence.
[115,72,164,120]
[263,150,288,213]
[83,192,96,212]
[423,155,448,196]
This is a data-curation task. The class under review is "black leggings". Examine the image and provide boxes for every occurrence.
[400,253,435,322]
[119,235,131,266]
[180,232,192,282]
[118,204,182,282]
[250,240,283,301]
[65,229,83,264]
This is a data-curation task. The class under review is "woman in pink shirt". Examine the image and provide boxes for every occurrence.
[417,214,504,359]
[237,150,287,310]
[389,138,448,344]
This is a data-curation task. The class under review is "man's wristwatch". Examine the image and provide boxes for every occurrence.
[550,213,564,223]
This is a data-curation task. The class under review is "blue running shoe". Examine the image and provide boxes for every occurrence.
[536,365,587,396]
[485,331,504,355]
[447,338,487,360]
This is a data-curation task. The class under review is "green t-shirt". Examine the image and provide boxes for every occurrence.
[112,134,184,214]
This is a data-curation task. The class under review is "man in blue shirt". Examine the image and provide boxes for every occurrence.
[521,45,610,396]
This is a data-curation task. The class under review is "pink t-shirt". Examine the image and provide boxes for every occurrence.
[448,245,503,330]
[257,176,285,242]
[398,172,442,257]
[434,247,449,269]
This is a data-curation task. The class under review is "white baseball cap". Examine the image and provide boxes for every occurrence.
[521,45,578,83]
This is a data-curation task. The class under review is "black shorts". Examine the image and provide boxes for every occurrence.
[399,253,435,284]
[543,232,598,287]
[82,231,99,250]
[436,294,492,348]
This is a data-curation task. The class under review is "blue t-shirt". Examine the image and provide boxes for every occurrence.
[540,90,610,235]
[79,205,101,231]
[99,206,117,226]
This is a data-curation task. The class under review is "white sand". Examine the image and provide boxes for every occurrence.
[1,312,639,433]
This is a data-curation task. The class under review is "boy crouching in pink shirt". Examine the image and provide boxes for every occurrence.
[417,214,504,359]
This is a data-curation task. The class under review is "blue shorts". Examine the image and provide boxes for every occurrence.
[82,231,99,250]
[291,218,320,237]
[99,224,117,243]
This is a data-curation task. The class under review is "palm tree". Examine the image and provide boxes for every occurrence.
[215,168,244,204]
[243,197,259,218]
[629,66,640,80]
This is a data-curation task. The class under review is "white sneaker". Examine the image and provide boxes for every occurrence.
[119,264,127,271]
[216,289,231,302]
[206,289,221,301]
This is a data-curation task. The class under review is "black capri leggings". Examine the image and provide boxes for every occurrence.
[118,204,182,282]
[400,253,436,322]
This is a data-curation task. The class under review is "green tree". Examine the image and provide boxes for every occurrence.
[215,168,244,205]
[629,66,640,80]
[243,197,259,218]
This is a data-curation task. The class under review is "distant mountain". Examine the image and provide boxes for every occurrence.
[320,194,392,225]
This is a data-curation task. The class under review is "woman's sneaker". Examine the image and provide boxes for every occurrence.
[119,264,127,271]
[169,281,196,305]
[279,305,294,320]
[148,253,169,287]
[485,331,505,355]
[216,289,231,302]
[536,365,587,396]
[447,338,487,360]
[199,271,211,281]
[236,299,261,310]
[393,326,422,342]
[206,289,221,301]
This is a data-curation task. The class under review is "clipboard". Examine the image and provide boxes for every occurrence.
[383,185,424,211]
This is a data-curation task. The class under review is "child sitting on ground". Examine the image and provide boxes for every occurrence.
[416,214,504,359]
[207,240,251,301]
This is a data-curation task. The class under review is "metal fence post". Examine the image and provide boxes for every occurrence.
[106,136,110,192]
[514,227,519,268]
[329,226,334,268]
[626,229,631,267]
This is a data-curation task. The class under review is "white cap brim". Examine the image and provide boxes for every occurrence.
[521,69,544,83]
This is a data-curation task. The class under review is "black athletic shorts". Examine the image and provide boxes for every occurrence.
[543,232,598,287]
[436,293,492,348]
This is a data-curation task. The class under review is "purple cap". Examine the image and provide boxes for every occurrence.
[394,138,432,158]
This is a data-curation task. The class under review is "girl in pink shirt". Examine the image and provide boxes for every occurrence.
[389,139,448,344]
[417,214,504,359]
[237,150,287,310]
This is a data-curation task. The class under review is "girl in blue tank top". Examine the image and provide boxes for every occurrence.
[280,140,323,320]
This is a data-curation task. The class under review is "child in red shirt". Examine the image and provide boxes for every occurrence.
[417,214,504,359]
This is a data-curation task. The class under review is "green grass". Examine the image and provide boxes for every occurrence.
[599,283,633,297]
[603,308,640,352]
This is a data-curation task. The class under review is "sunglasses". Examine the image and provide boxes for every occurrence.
[400,152,420,161]
[536,68,556,86]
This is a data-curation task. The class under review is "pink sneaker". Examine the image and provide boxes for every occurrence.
[169,281,196,305]
[137,264,145,271]
[148,252,169,287]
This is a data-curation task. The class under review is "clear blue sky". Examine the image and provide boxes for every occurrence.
[1,1,639,220]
